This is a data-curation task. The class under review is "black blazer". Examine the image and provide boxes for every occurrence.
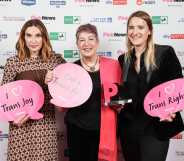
[118,44,184,140]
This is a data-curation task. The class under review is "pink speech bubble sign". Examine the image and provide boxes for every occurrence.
[0,80,44,121]
[144,78,184,120]
[48,63,93,108]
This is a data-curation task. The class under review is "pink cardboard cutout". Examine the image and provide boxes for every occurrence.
[0,80,44,121]
[144,78,184,119]
[48,63,93,108]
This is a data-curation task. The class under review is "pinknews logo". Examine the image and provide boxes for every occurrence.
[75,0,100,3]
[103,32,126,37]
[136,0,156,5]
[163,34,184,39]
[117,16,128,24]
[31,15,56,21]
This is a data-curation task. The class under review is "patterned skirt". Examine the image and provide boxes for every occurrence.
[7,111,58,161]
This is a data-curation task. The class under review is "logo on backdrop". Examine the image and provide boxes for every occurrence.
[90,17,113,23]
[64,50,80,59]
[0,0,12,6]
[163,34,184,39]
[21,0,36,5]
[97,51,112,57]
[64,16,81,24]
[105,0,127,5]
[49,0,66,7]
[0,130,8,140]
[49,32,66,41]
[162,0,184,7]
[152,16,168,24]
[103,32,126,41]
[178,17,184,23]
[136,0,156,5]
[0,31,7,42]
[74,0,100,7]
[113,0,127,5]
[117,16,128,24]
[30,15,56,24]
[0,16,25,22]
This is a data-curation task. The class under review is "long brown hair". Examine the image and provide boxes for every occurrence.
[125,10,156,71]
[16,19,53,62]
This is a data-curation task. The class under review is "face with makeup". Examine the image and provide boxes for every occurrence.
[24,26,43,57]
[127,16,151,49]
[77,31,99,59]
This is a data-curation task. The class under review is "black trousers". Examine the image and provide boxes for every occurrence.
[119,125,169,161]
[66,123,100,161]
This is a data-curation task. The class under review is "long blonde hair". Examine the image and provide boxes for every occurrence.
[16,19,53,62]
[125,10,157,71]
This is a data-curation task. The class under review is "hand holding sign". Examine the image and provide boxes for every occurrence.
[144,78,184,120]
[48,63,93,108]
[0,80,44,121]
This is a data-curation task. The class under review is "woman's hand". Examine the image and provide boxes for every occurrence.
[13,114,30,127]
[160,113,176,122]
[45,70,53,84]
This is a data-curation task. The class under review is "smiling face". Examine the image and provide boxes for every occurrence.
[24,26,43,57]
[127,16,151,49]
[77,31,99,59]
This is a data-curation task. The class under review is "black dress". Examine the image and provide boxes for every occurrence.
[65,60,101,161]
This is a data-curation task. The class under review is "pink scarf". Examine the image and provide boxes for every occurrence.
[98,57,121,161]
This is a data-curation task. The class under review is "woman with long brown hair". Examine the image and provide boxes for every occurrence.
[2,19,65,161]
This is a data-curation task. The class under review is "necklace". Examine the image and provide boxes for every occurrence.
[82,56,99,72]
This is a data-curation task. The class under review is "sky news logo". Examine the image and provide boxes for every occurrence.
[90,17,112,23]
[163,34,184,39]
[105,0,127,5]
[152,16,168,24]
[136,0,155,5]
[50,0,66,7]
[50,32,66,41]
[64,16,81,24]
[21,0,36,5]
[113,0,127,5]
[64,50,79,58]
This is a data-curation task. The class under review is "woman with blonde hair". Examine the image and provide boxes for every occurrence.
[2,19,65,161]
[118,10,184,161]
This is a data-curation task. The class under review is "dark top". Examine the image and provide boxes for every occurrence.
[118,44,184,140]
[65,60,101,131]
